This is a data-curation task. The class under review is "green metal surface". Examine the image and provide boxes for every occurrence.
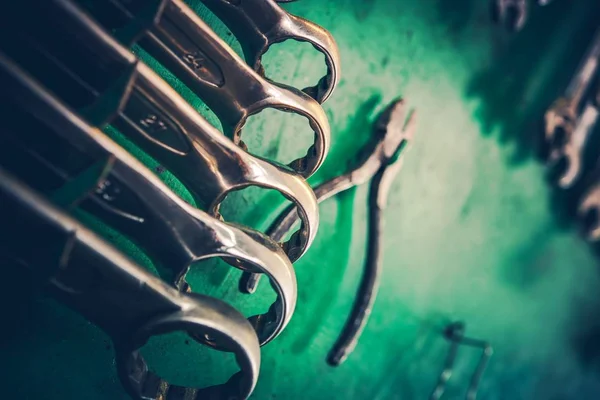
[3,0,600,399]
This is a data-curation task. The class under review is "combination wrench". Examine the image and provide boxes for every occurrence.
[0,168,261,400]
[0,0,319,264]
[545,28,600,154]
[0,53,296,346]
[198,0,340,104]
[547,83,600,188]
[85,0,331,178]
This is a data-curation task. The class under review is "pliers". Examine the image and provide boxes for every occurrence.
[241,98,417,365]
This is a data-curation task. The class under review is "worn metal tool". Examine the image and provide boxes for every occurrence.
[0,168,261,400]
[241,99,417,365]
[0,0,319,264]
[0,52,296,346]
[547,83,600,188]
[545,28,600,153]
[85,0,331,178]
[198,0,340,104]
[430,322,493,400]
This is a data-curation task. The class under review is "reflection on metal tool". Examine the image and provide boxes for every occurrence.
[86,0,331,178]
[0,0,319,264]
[430,322,493,400]
[494,0,528,31]
[0,168,261,400]
[0,52,296,346]
[545,29,600,152]
[494,0,554,31]
[577,159,600,242]
[241,99,417,365]
[547,84,600,188]
[199,0,340,103]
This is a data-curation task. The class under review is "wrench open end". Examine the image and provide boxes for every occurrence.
[547,146,581,189]
[544,102,576,149]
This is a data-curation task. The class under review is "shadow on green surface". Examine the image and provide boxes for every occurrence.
[0,265,123,399]
[466,2,584,164]
[0,264,42,344]
[464,0,600,207]
[289,96,384,354]
[570,295,600,375]
[462,0,600,389]
[463,0,600,232]
[313,93,382,181]
[435,0,478,37]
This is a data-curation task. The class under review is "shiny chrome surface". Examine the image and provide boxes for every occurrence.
[0,52,296,345]
[241,99,417,365]
[0,168,261,400]
[87,0,331,178]
[117,61,319,263]
[199,0,341,103]
[2,0,319,264]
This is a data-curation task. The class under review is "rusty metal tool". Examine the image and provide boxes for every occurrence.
[240,99,417,366]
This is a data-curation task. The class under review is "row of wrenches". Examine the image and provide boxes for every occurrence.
[544,27,600,241]
[0,0,341,399]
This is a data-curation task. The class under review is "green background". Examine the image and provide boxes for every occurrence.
[2,0,600,399]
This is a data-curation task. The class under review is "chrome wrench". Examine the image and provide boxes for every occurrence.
[1,0,319,264]
[545,28,600,152]
[0,53,296,346]
[0,168,261,400]
[198,0,340,103]
[86,0,331,178]
[547,83,600,188]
